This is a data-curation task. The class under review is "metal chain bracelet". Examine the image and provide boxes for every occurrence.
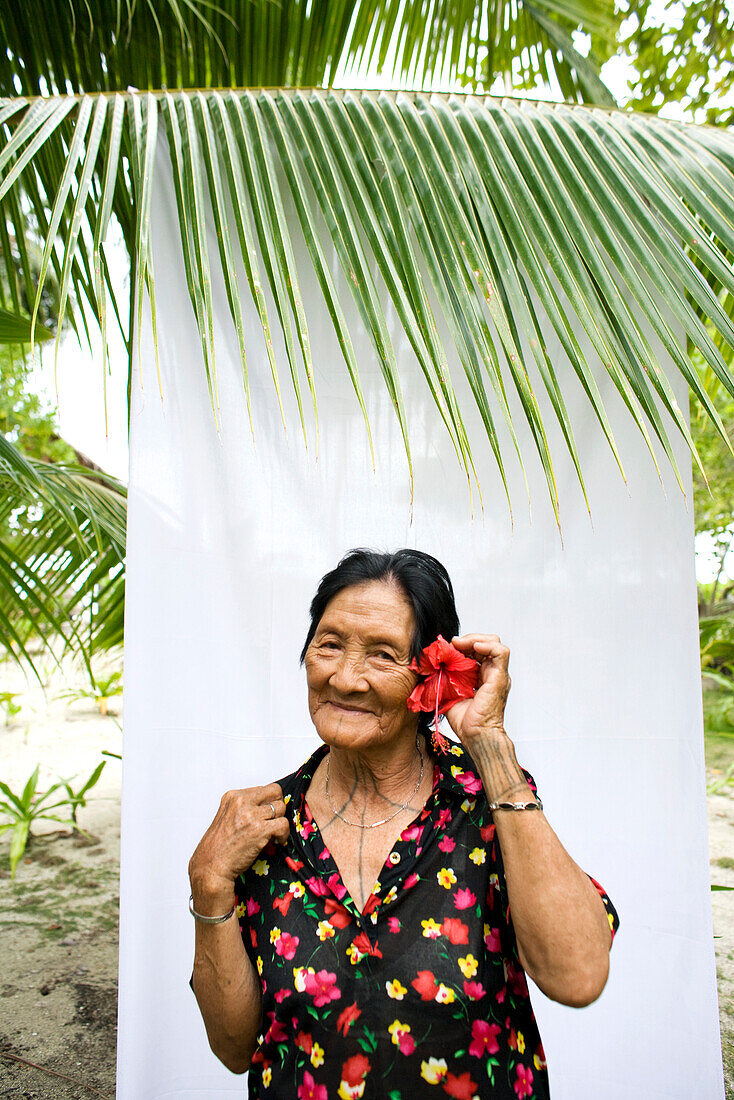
[487,797,543,812]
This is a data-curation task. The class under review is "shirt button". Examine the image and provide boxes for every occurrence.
[388,851,401,865]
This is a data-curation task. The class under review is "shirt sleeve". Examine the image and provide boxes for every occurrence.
[588,876,620,942]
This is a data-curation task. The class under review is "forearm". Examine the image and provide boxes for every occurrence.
[191,880,262,1073]
[469,730,612,1007]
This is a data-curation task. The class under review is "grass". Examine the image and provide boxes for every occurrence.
[704,721,734,773]
[0,833,119,941]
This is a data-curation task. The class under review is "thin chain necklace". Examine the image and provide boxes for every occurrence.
[325,741,425,829]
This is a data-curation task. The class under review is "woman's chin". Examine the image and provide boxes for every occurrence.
[313,711,383,749]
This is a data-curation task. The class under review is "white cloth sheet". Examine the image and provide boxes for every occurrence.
[118,141,724,1098]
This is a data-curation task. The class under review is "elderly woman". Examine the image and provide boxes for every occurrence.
[189,549,617,1099]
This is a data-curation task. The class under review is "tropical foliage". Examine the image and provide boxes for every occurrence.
[0,760,106,875]
[0,0,734,666]
[2,89,734,523]
[0,429,126,676]
[620,0,734,126]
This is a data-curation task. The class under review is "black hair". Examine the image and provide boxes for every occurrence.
[300,548,460,737]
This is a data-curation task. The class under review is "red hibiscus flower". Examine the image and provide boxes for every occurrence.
[469,1020,501,1057]
[408,636,479,715]
[275,932,299,960]
[442,1071,479,1099]
[273,892,294,916]
[274,989,291,1003]
[505,961,529,998]
[285,856,304,872]
[306,876,330,897]
[246,898,260,916]
[438,835,456,852]
[295,1031,313,1054]
[326,872,348,900]
[400,823,422,842]
[351,931,382,958]
[398,1033,415,1056]
[362,894,380,916]
[404,872,419,890]
[484,926,502,952]
[411,969,439,1001]
[462,980,486,1001]
[324,898,352,928]
[514,1065,534,1099]
[298,1070,327,1100]
[263,1012,288,1044]
[407,636,479,750]
[441,917,469,944]
[304,969,342,1007]
[388,917,401,933]
[480,823,495,843]
[456,770,482,796]
[454,887,476,910]
[336,1002,361,1035]
[341,1054,371,1087]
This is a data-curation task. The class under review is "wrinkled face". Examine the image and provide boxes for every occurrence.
[304,580,419,752]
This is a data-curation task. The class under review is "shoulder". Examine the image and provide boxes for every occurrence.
[275,742,328,802]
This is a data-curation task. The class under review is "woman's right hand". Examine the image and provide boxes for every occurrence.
[188,782,289,912]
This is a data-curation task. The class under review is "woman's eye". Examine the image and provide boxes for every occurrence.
[376,651,395,661]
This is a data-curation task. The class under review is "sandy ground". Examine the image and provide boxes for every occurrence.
[0,656,732,1099]
[0,655,121,1100]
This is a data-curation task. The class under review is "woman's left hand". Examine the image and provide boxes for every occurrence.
[444,634,511,744]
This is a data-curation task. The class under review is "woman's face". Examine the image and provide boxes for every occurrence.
[304,579,419,753]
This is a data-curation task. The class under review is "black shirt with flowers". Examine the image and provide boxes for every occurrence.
[234,742,618,1100]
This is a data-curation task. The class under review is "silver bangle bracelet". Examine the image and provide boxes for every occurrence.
[188,893,237,924]
[488,797,543,812]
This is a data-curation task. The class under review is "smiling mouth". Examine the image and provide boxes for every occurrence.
[327,701,371,714]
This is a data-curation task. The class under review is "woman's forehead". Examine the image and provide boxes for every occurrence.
[316,580,415,641]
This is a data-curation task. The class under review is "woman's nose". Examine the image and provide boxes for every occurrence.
[329,653,368,693]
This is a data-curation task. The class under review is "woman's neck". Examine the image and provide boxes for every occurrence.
[324,734,426,817]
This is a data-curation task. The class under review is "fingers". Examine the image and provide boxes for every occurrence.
[261,798,286,822]
[268,815,291,844]
[452,633,510,670]
[255,782,284,803]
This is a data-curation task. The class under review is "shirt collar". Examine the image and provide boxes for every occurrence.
[280,736,477,812]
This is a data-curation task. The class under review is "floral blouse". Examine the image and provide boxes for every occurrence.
[234,742,618,1100]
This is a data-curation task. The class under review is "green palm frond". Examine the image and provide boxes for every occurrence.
[0,433,126,678]
[0,1,618,103]
[4,89,734,525]
[0,308,53,345]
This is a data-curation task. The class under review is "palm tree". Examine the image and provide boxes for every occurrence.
[0,308,126,676]
[0,0,733,665]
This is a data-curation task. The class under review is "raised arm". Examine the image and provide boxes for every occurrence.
[448,634,614,1008]
[188,782,290,1072]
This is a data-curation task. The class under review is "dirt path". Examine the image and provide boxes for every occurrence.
[1,658,732,1097]
[0,658,121,1099]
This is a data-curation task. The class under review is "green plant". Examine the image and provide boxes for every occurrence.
[59,671,123,716]
[58,761,106,824]
[700,608,734,738]
[708,763,734,796]
[0,760,106,875]
[0,690,21,724]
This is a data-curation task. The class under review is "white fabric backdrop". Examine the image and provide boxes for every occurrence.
[118,142,724,1098]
